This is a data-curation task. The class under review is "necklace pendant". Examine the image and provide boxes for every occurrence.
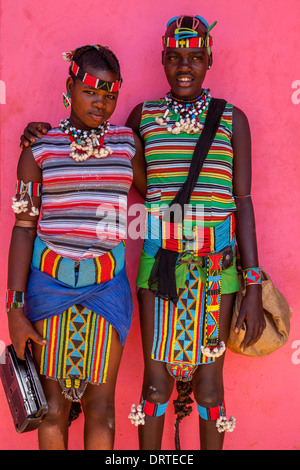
[156,90,210,134]
[59,118,111,162]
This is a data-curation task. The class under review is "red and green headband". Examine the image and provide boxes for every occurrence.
[162,15,217,55]
[63,45,122,92]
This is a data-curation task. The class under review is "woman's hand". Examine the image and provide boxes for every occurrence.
[20,122,52,149]
[234,286,266,350]
[7,308,47,360]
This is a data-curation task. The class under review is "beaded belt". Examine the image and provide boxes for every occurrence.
[143,211,235,259]
[32,236,125,288]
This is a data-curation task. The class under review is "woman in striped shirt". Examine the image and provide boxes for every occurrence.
[125,15,265,450]
[7,44,145,450]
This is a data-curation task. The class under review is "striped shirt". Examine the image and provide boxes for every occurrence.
[139,99,236,227]
[31,125,135,259]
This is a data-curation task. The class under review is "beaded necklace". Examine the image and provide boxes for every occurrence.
[59,118,112,162]
[155,89,211,134]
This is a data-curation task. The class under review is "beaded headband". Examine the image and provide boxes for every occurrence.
[63,45,122,92]
[70,61,122,92]
[162,15,217,55]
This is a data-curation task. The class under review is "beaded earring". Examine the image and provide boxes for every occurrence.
[63,91,71,109]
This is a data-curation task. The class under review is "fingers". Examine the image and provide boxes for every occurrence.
[30,330,47,347]
[234,311,246,334]
[13,330,47,361]
[20,122,50,149]
[234,307,266,350]
[14,342,27,360]
[238,318,266,350]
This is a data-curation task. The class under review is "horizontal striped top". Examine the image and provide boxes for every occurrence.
[139,98,236,228]
[31,125,135,259]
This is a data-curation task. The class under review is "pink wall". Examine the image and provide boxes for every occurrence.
[1,0,300,450]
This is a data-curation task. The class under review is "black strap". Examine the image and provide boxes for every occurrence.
[164,97,227,221]
[149,98,227,304]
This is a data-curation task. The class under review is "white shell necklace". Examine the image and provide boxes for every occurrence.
[59,118,112,162]
[155,89,211,134]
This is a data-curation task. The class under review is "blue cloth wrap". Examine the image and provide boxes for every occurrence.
[24,264,133,346]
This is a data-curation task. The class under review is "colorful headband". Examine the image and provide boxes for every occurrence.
[162,16,217,55]
[70,61,122,92]
[63,45,122,92]
[162,36,213,49]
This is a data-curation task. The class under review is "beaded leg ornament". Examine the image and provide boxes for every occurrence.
[59,118,112,162]
[155,89,211,134]
[197,402,236,433]
[128,403,145,426]
[128,397,169,426]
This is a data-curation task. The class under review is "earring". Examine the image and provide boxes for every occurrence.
[63,91,71,109]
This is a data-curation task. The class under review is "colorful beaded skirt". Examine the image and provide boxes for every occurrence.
[41,304,112,401]
[145,213,236,380]
[28,237,130,401]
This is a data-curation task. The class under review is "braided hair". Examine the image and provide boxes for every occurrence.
[173,380,194,450]
[69,45,122,81]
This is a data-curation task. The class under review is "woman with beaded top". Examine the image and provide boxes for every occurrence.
[7,44,145,450]
[20,15,265,451]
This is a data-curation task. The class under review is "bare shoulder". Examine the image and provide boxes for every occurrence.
[232,106,251,136]
[125,102,144,135]
[17,146,41,181]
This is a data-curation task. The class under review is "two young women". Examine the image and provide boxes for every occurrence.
[14,15,265,450]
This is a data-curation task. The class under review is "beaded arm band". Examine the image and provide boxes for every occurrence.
[243,267,262,286]
[12,179,41,217]
[6,290,25,312]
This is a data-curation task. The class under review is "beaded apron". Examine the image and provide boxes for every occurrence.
[144,212,235,379]
[41,305,112,401]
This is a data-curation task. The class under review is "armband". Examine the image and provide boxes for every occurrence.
[12,179,41,216]
[233,194,251,199]
[6,290,25,312]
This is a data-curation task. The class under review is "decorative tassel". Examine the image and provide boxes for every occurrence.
[12,197,28,214]
[12,197,39,217]
[201,341,226,358]
[62,50,76,62]
[216,414,236,433]
[128,404,145,426]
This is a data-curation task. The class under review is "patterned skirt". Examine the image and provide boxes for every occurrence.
[143,213,238,380]
[40,304,112,401]
[25,237,133,401]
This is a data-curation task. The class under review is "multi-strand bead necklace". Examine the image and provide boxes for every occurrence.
[155,89,211,134]
[59,118,112,162]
